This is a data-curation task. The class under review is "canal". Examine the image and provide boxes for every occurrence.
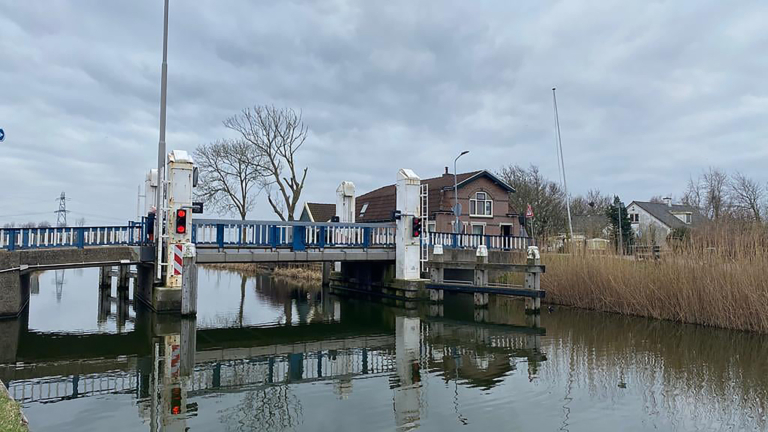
[1,267,767,431]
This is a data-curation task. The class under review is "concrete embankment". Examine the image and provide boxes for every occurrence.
[0,379,28,432]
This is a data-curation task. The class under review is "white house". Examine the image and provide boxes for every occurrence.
[627,198,703,245]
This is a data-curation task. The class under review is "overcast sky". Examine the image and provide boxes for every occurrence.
[1,0,767,225]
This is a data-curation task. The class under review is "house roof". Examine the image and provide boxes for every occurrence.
[304,202,336,222]
[629,201,705,229]
[356,170,515,222]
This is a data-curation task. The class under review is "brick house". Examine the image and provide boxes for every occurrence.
[355,168,521,236]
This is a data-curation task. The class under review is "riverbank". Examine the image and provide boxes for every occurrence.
[542,251,768,333]
[0,380,28,432]
[201,263,321,283]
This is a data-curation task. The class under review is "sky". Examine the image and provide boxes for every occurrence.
[1,0,767,225]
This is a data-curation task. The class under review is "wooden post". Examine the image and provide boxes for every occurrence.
[321,262,332,287]
[525,246,541,314]
[181,244,197,316]
[99,266,111,290]
[117,265,131,292]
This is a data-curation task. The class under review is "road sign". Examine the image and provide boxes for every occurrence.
[453,203,462,217]
[0,128,4,142]
[525,204,534,218]
[191,201,204,214]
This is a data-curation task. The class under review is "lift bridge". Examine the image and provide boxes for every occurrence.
[0,150,543,319]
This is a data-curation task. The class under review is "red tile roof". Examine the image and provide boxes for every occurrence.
[357,170,509,222]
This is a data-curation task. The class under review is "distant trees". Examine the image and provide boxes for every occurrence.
[605,196,633,252]
[684,167,767,224]
[499,164,567,242]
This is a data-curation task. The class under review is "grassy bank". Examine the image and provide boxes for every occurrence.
[0,382,28,432]
[542,226,768,332]
[201,263,321,283]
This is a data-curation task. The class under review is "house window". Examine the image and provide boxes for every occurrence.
[427,221,436,233]
[629,213,639,223]
[471,224,485,235]
[359,203,368,218]
[470,192,493,217]
[684,213,691,224]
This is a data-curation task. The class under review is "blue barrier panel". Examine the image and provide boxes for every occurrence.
[363,227,371,249]
[318,226,326,249]
[8,230,16,251]
[293,226,306,251]
[216,224,225,249]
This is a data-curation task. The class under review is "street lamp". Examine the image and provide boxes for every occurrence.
[454,150,469,233]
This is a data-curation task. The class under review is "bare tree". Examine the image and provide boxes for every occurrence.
[499,164,567,242]
[682,176,704,210]
[729,172,765,223]
[21,222,37,228]
[649,195,665,203]
[37,221,51,228]
[2,222,15,228]
[702,167,730,220]
[194,138,265,220]
[224,106,309,221]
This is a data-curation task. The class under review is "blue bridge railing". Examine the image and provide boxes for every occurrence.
[191,219,396,251]
[0,221,146,251]
[428,231,531,251]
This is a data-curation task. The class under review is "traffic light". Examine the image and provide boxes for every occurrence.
[412,217,422,238]
[170,387,182,415]
[175,209,187,234]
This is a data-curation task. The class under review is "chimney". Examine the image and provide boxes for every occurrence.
[444,166,450,176]
[663,197,672,207]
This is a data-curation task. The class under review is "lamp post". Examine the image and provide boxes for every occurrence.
[155,0,170,279]
[454,150,469,233]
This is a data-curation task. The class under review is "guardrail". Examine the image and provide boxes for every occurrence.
[191,219,397,250]
[429,231,531,251]
[0,222,145,251]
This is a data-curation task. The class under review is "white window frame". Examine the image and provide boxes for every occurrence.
[470,222,486,235]
[499,223,514,236]
[427,221,436,233]
[469,191,493,218]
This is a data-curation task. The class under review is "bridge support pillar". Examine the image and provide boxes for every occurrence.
[321,262,332,287]
[135,263,155,307]
[97,286,111,324]
[99,266,112,290]
[524,247,541,314]
[395,169,421,280]
[117,265,131,292]
[0,266,29,319]
[473,292,489,307]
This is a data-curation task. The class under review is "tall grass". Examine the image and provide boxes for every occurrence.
[543,223,768,332]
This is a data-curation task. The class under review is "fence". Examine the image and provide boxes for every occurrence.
[191,219,397,250]
[0,222,145,251]
[428,231,531,251]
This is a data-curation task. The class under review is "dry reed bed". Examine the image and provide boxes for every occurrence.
[543,226,768,332]
[201,263,321,283]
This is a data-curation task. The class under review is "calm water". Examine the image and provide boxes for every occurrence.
[1,267,767,431]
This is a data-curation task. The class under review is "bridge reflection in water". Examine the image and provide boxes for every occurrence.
[0,274,545,431]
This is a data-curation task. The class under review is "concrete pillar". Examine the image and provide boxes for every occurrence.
[117,265,131,292]
[335,181,356,272]
[473,292,489,307]
[135,264,155,307]
[396,169,421,280]
[181,243,197,316]
[321,262,332,287]
[428,289,443,302]
[524,246,541,314]
[99,266,112,290]
[429,266,444,283]
[97,286,111,324]
[0,272,30,319]
[116,287,129,331]
[0,309,25,364]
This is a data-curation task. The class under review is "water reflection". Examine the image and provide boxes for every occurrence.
[3,268,768,431]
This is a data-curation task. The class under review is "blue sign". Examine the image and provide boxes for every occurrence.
[0,128,4,142]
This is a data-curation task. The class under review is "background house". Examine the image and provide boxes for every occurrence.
[627,198,704,244]
[356,168,522,236]
[299,202,336,222]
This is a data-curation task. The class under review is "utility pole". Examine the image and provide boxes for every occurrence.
[552,88,574,244]
[156,0,170,279]
[616,198,623,255]
[55,192,68,227]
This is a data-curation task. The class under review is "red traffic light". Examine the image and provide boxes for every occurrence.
[175,209,187,234]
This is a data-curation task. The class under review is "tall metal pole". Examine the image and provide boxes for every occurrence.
[617,199,623,255]
[156,0,170,278]
[454,151,469,233]
[552,88,574,243]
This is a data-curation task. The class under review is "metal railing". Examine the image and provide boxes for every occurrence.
[191,219,397,250]
[0,222,146,251]
[428,231,531,251]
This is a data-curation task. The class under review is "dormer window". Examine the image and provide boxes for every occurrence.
[470,192,493,217]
